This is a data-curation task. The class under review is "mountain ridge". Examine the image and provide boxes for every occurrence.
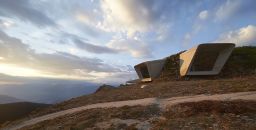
[0,95,24,104]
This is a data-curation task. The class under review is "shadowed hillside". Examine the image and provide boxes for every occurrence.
[0,102,50,125]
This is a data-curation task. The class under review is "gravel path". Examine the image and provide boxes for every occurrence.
[4,91,256,130]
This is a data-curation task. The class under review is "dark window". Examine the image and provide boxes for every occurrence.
[190,48,220,71]
[140,65,150,78]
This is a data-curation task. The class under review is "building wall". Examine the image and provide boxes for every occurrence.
[179,47,197,76]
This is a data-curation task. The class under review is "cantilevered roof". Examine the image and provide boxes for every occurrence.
[134,59,166,82]
[179,43,235,76]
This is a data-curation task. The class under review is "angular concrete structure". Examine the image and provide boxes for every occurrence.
[180,43,235,76]
[134,43,235,82]
[134,59,166,82]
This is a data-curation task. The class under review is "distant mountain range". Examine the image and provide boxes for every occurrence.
[0,95,24,104]
[0,74,100,104]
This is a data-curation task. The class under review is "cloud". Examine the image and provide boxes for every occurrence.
[107,38,152,58]
[182,24,202,47]
[216,0,256,21]
[72,37,118,54]
[215,25,256,46]
[99,0,170,37]
[198,10,208,20]
[57,31,151,58]
[0,18,15,28]
[56,32,118,54]
[0,0,55,27]
[75,11,98,25]
[0,30,122,80]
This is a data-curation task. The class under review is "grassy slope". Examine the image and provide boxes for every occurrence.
[221,46,256,76]
[153,100,256,129]
[0,102,50,124]
[31,76,256,117]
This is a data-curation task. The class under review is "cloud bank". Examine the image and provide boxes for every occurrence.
[0,30,136,83]
[216,25,256,46]
[0,0,55,27]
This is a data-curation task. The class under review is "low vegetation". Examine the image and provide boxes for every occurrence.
[152,100,256,129]
[221,46,256,77]
[13,100,256,130]
[158,51,184,81]
[20,105,160,130]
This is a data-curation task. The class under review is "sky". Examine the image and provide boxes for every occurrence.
[0,0,256,89]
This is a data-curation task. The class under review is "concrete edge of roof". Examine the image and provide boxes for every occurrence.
[197,43,236,47]
[134,58,166,68]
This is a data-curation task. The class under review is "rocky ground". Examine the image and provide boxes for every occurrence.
[19,105,160,130]
[9,100,256,130]
[1,76,255,130]
[2,91,256,130]
[30,76,256,118]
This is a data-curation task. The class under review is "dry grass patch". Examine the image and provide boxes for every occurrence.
[153,100,256,130]
[20,105,160,130]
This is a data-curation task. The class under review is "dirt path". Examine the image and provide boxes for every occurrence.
[4,91,256,130]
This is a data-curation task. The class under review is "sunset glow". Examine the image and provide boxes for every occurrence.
[0,64,96,80]
[0,64,41,77]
